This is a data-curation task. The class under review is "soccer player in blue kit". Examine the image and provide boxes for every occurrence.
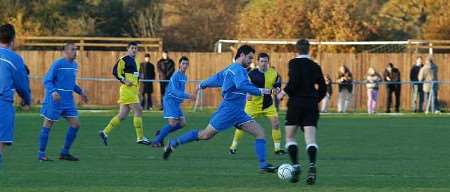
[0,24,31,168]
[37,43,88,161]
[162,45,277,173]
[151,56,195,147]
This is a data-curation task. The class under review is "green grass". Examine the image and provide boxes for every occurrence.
[1,111,449,192]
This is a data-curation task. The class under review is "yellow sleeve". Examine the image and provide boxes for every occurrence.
[117,58,125,80]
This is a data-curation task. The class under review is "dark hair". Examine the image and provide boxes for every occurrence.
[234,45,255,60]
[388,63,394,68]
[144,53,150,57]
[179,56,189,63]
[257,52,270,60]
[0,24,16,44]
[296,38,310,54]
[63,43,76,50]
[163,50,169,54]
[128,41,139,47]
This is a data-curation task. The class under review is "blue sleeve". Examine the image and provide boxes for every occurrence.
[169,73,190,99]
[13,57,31,105]
[199,70,224,89]
[74,84,83,95]
[232,68,261,96]
[43,61,58,94]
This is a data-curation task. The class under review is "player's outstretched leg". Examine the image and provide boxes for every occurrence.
[163,129,200,160]
[240,121,277,173]
[229,129,245,155]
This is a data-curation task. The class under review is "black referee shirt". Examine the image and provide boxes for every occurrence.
[283,55,327,103]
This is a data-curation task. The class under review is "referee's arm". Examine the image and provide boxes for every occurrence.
[316,67,327,102]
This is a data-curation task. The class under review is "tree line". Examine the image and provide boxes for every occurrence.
[1,0,449,51]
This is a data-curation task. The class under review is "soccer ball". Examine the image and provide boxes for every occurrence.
[277,163,294,181]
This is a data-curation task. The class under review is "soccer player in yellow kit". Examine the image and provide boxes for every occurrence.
[229,52,286,155]
[99,42,150,145]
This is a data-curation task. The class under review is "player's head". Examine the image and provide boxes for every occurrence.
[178,56,189,72]
[63,43,77,60]
[296,39,310,55]
[144,53,150,62]
[257,52,270,71]
[162,50,169,59]
[367,67,375,75]
[0,24,16,48]
[416,56,423,64]
[234,45,255,67]
[127,42,139,57]
[387,62,393,71]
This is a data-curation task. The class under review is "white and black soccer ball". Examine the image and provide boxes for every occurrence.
[277,163,294,181]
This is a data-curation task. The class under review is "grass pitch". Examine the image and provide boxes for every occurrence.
[1,111,449,192]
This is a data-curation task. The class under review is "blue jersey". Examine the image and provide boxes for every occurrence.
[0,47,31,104]
[165,70,190,102]
[42,58,82,109]
[201,63,261,109]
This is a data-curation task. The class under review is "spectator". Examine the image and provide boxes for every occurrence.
[337,65,353,113]
[410,56,424,112]
[418,55,440,114]
[383,63,401,113]
[157,51,175,110]
[140,53,155,110]
[365,67,382,114]
[320,74,332,113]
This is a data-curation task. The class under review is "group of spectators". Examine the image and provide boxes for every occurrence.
[320,55,440,114]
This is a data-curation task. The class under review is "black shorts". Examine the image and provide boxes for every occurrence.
[285,98,319,128]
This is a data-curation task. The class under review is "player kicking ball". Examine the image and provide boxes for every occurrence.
[38,43,88,161]
[162,45,277,173]
[151,56,195,147]
[229,52,286,155]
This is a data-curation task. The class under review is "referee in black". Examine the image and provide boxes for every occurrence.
[278,39,326,184]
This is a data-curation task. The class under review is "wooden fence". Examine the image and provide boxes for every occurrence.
[20,50,450,111]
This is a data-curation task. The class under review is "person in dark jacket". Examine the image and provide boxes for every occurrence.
[383,63,401,113]
[410,56,424,112]
[157,51,175,110]
[140,53,155,110]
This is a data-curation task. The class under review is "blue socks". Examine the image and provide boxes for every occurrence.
[38,127,51,157]
[169,130,198,147]
[255,139,268,168]
[61,127,79,155]
[154,124,182,143]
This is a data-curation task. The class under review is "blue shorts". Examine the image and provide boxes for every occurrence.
[209,103,254,132]
[163,97,184,119]
[0,100,15,144]
[40,104,79,121]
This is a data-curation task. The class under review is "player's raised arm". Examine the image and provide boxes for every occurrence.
[231,67,265,96]
[199,70,225,90]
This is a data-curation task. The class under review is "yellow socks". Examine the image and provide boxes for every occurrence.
[272,129,282,151]
[103,116,121,135]
[230,129,245,150]
[133,116,144,140]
